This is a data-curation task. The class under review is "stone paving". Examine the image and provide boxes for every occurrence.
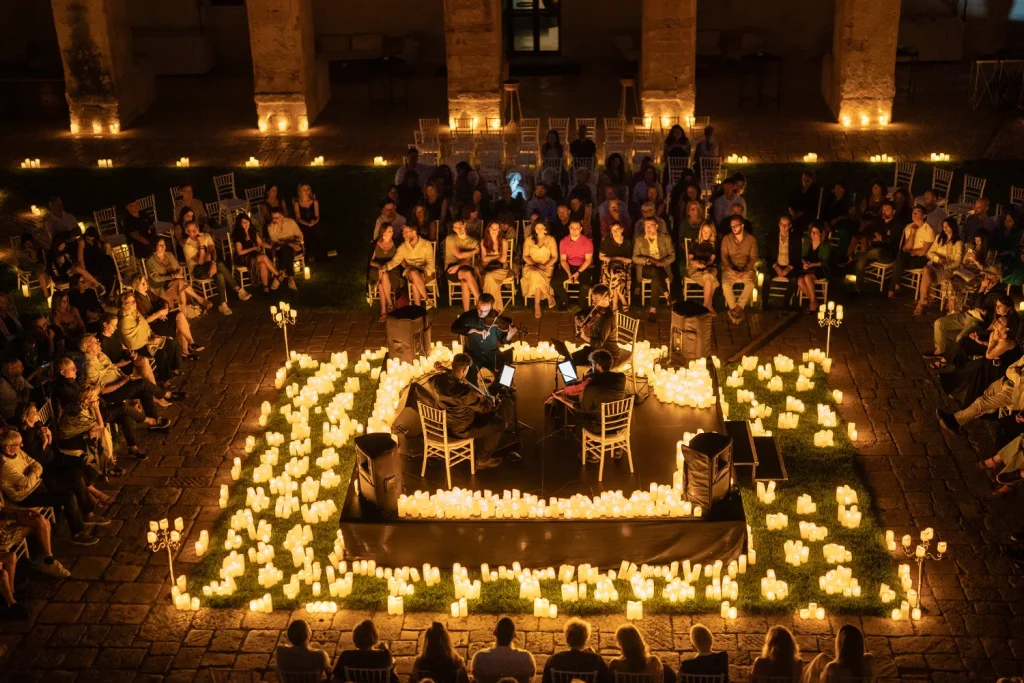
[0,294,1020,682]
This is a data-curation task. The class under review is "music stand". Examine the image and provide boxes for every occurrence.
[539,362,582,446]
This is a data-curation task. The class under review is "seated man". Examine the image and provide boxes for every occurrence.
[427,353,504,469]
[850,200,901,291]
[0,496,73,580]
[633,217,675,323]
[122,199,158,260]
[937,354,1024,434]
[633,202,669,239]
[68,275,104,332]
[526,182,558,225]
[182,219,251,315]
[471,616,536,683]
[276,619,332,681]
[385,225,435,308]
[890,206,935,296]
[373,199,407,241]
[569,124,597,166]
[721,215,758,324]
[712,175,746,226]
[43,196,80,243]
[542,617,608,683]
[553,221,595,310]
[450,293,518,387]
[0,358,35,422]
[928,267,1007,365]
[266,207,302,291]
[716,201,752,237]
[766,215,802,306]
[788,170,820,233]
[173,182,208,228]
[962,197,998,244]
[920,188,947,231]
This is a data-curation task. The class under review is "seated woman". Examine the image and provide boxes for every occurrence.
[118,290,186,384]
[146,237,210,313]
[599,221,633,312]
[50,291,86,343]
[479,221,510,309]
[293,183,322,258]
[444,220,481,312]
[173,205,195,253]
[686,221,719,313]
[939,314,1019,408]
[521,222,558,320]
[54,381,120,479]
[99,312,155,388]
[407,203,434,241]
[410,622,470,683]
[678,199,705,247]
[68,275,104,333]
[259,184,290,226]
[232,214,283,294]
[16,233,51,296]
[331,619,399,683]
[948,227,992,311]
[678,624,728,682]
[845,179,889,262]
[0,428,97,546]
[130,274,201,364]
[47,231,83,291]
[915,217,965,316]
[369,224,401,322]
[804,625,876,683]
[609,625,664,683]
[749,625,803,681]
[77,227,118,295]
[794,221,831,313]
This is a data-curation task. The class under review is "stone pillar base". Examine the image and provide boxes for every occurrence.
[255,55,330,133]
[641,94,695,129]
[821,52,893,126]
[446,94,501,129]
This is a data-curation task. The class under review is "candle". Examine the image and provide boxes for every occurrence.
[174,517,184,531]
[304,266,311,280]
[936,541,947,554]
[902,534,912,548]
[147,531,157,544]
[159,519,169,530]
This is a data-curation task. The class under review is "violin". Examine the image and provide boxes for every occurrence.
[481,301,527,335]
[433,361,498,407]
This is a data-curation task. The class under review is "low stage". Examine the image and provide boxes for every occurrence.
[340,360,748,567]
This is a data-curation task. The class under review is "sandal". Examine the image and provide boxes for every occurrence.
[976,457,1001,470]
[378,312,388,323]
[929,358,948,370]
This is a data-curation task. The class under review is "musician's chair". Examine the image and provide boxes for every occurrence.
[582,397,634,481]
[418,404,475,488]
[612,312,647,399]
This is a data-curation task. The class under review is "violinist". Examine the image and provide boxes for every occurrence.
[427,353,504,470]
[450,293,518,386]
[546,349,626,458]
[569,284,619,367]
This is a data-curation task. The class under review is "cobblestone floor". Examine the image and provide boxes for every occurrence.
[0,294,1019,683]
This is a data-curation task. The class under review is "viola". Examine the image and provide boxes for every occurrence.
[481,310,527,335]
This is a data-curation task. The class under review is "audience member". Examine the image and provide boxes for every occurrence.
[266,207,303,292]
[600,198,628,241]
[47,229,81,290]
[173,183,208,227]
[692,126,719,170]
[521,222,558,319]
[77,227,118,294]
[749,625,803,681]
[375,199,408,241]
[395,148,433,188]
[890,206,936,297]
[122,200,158,259]
[260,184,290,224]
[130,275,202,366]
[570,124,597,165]
[0,358,35,422]
[940,313,1019,410]
[293,183,322,258]
[479,221,510,308]
[804,624,876,683]
[915,217,964,316]
[599,185,632,228]
[411,621,470,683]
[527,182,558,224]
[118,291,186,384]
[631,166,664,212]
[542,617,608,683]
[553,221,595,309]
[331,619,399,683]
[962,197,999,243]
[716,201,752,237]
[53,377,120,477]
[766,216,801,306]
[385,226,434,308]
[788,170,821,231]
[470,616,536,683]
[849,200,901,292]
[948,229,993,307]
[0,500,72,579]
[634,202,668,238]
[795,222,831,313]
[920,188,947,231]
[43,197,80,241]
[602,153,628,198]
[147,237,210,313]
[370,224,400,322]
[16,233,51,296]
[686,221,719,312]
[444,220,481,311]
[232,214,284,294]
[182,220,249,315]
[720,216,758,324]
[0,429,97,546]
[408,204,434,241]
[68,275,104,332]
[541,130,565,168]
[495,182,526,223]
[978,432,1024,496]
[599,221,633,312]
[50,291,86,342]
[679,200,705,246]
[609,624,664,683]
[679,624,729,682]
[98,312,156,400]
[276,619,331,681]
[846,179,888,260]
[633,217,675,322]
[713,176,746,227]
[424,183,449,229]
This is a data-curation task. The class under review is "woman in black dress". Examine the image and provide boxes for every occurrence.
[599,221,633,311]
[292,183,321,259]
[77,227,118,295]
[231,214,282,294]
[795,222,831,312]
[369,224,401,322]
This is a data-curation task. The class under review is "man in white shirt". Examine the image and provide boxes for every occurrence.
[267,207,303,291]
[394,147,433,188]
[471,617,536,683]
[890,206,935,296]
[374,200,407,241]
[43,197,80,242]
[182,221,250,315]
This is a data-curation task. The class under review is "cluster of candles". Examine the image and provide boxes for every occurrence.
[625,601,644,620]
[778,412,800,429]
[930,152,951,162]
[20,158,41,168]
[879,583,897,603]
[813,430,835,447]
[244,156,260,167]
[766,513,789,531]
[749,402,772,420]
[817,404,837,428]
[802,153,818,163]
[719,600,738,620]
[796,375,816,393]
[506,340,560,362]
[395,487,703,521]
[310,156,325,166]
[175,157,190,167]
[784,539,809,566]
[798,602,826,620]
[795,494,817,515]
[819,565,861,596]
[194,530,210,557]
[756,481,777,504]
[532,598,558,619]
[838,504,862,529]
[97,158,114,168]
[147,517,183,544]
[726,154,750,164]
[766,376,784,392]
[885,528,946,556]
[891,600,921,622]
[648,360,716,408]
[785,396,806,413]
[823,543,852,564]
[760,570,789,600]
[847,422,858,441]
[869,154,895,163]
[172,575,200,611]
[305,602,339,613]
[799,521,829,542]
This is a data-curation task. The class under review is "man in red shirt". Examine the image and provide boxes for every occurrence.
[552,221,594,309]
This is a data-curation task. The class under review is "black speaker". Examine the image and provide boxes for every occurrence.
[355,433,403,514]
[670,301,713,366]
[385,305,431,364]
[681,432,734,508]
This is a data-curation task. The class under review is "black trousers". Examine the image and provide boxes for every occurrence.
[276,244,298,274]
[43,469,95,517]
[105,378,161,419]
[891,252,928,291]
[20,484,85,534]
[100,400,140,448]
[641,265,670,306]
[455,412,506,459]
[553,266,594,307]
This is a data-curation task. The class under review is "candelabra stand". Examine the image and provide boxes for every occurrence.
[271,302,298,357]
[816,301,844,358]
[146,517,184,592]
[897,532,946,614]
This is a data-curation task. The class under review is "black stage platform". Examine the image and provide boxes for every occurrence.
[340,361,748,568]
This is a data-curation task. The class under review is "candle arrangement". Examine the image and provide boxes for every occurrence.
[869,154,894,162]
[784,539,810,566]
[818,565,860,596]
[20,159,41,169]
[760,570,788,600]
[930,152,951,162]
[756,481,777,504]
[176,157,190,167]
[798,602,826,620]
[795,494,817,515]
[822,543,852,564]
[813,430,834,447]
[886,527,946,620]
[798,521,828,542]
[766,513,789,531]
[802,153,818,163]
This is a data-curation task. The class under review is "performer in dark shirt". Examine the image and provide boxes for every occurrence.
[569,284,620,367]
[450,293,518,386]
[547,350,626,458]
[427,353,505,468]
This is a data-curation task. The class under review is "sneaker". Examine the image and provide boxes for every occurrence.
[237,289,252,302]
[70,532,99,546]
[936,409,962,435]
[35,558,70,578]
[84,513,111,526]
[475,457,502,470]
[996,470,1023,486]
[287,278,298,291]
[218,302,233,316]
[270,277,280,291]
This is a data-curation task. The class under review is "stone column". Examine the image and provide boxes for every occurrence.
[246,0,330,133]
[51,0,155,133]
[822,0,901,125]
[640,0,697,125]
[443,0,502,126]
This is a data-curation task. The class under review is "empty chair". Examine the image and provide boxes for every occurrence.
[930,167,954,200]
[134,194,159,223]
[605,117,627,144]
[581,397,634,481]
[92,207,118,238]
[344,669,393,683]
[699,157,722,195]
[519,117,540,146]
[550,672,598,683]
[949,174,987,217]
[244,185,266,207]
[1011,185,1024,208]
[893,161,916,193]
